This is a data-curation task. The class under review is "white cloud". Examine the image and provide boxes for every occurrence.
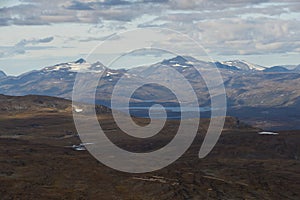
[0,37,54,58]
[0,0,299,74]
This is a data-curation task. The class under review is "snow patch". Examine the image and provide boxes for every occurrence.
[44,61,105,73]
[106,71,119,76]
[73,106,83,113]
[186,61,194,65]
[75,108,83,113]
[258,131,279,135]
[172,63,181,67]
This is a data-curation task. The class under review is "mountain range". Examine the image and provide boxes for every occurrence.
[0,56,299,130]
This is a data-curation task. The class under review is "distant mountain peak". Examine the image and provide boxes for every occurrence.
[161,55,195,67]
[75,58,86,64]
[264,66,289,72]
[162,56,186,64]
[42,59,105,73]
[0,70,6,79]
[173,55,188,62]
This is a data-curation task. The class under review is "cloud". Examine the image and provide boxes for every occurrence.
[65,1,94,10]
[17,37,54,45]
[195,18,300,55]
[0,0,298,26]
[94,0,131,6]
[66,33,120,42]
[0,0,299,58]
[0,0,168,25]
[0,37,54,58]
[134,1,300,56]
[168,0,268,10]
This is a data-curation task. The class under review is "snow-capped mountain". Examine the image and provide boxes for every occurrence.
[0,56,299,110]
[140,56,266,72]
[161,56,194,67]
[43,58,106,73]
[0,59,124,103]
[221,60,266,71]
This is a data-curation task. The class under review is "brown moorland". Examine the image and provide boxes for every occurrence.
[0,95,299,199]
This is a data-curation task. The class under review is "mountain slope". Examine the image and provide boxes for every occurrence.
[263,66,290,72]
[294,64,300,71]
[0,94,71,113]
[0,59,120,100]
[221,60,266,71]
[0,70,6,79]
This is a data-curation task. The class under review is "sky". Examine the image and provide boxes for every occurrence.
[0,0,299,75]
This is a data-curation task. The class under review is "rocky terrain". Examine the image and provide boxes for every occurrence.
[0,95,299,199]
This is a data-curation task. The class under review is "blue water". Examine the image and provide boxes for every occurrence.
[117,106,211,112]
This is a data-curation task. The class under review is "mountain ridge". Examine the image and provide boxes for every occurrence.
[0,56,299,107]
[1,56,299,77]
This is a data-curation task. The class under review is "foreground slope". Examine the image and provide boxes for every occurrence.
[0,95,299,199]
